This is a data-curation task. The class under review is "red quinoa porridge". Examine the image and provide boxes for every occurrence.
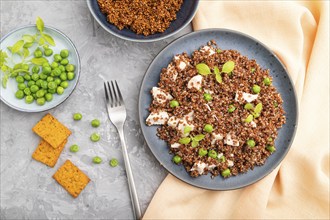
[146,40,286,178]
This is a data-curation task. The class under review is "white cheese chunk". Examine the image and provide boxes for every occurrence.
[178,61,187,71]
[190,162,207,175]
[224,133,240,146]
[211,133,224,145]
[177,119,195,136]
[250,121,257,128]
[146,111,169,126]
[205,104,211,111]
[227,159,234,167]
[200,46,216,56]
[187,75,203,90]
[152,87,173,104]
[167,116,180,128]
[235,91,258,103]
[185,111,194,121]
[166,64,178,81]
[204,88,214,94]
[171,143,181,148]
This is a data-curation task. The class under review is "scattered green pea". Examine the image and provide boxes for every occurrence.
[44,48,53,57]
[221,168,231,177]
[92,156,102,164]
[36,97,45,106]
[266,145,276,153]
[45,93,53,102]
[57,86,64,95]
[58,65,66,72]
[67,72,75,80]
[208,150,217,159]
[66,64,75,72]
[16,75,24,83]
[24,73,31,81]
[54,78,61,86]
[246,139,256,147]
[263,77,271,86]
[22,64,29,71]
[39,73,47,80]
[32,65,40,74]
[53,68,61,76]
[219,155,226,162]
[25,95,34,104]
[70,144,79,153]
[34,49,42,58]
[15,90,24,99]
[198,148,208,156]
[48,88,56,94]
[27,80,35,87]
[204,124,213,133]
[54,54,62,62]
[17,83,26,90]
[203,93,212,101]
[90,133,101,142]
[31,73,39,81]
[23,87,31,95]
[50,61,59,70]
[60,73,67,81]
[244,103,254,110]
[91,119,100,128]
[109,158,119,167]
[35,79,43,87]
[73,113,82,121]
[228,104,236,113]
[43,66,52,75]
[42,62,50,68]
[169,100,179,108]
[250,68,256,73]
[252,85,261,94]
[60,49,69,58]
[60,59,69,66]
[40,81,48,89]
[172,155,182,164]
[46,76,54,82]
[36,90,45,98]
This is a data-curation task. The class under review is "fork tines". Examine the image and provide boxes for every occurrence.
[104,80,124,107]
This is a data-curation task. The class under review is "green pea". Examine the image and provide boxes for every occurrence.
[34,49,42,58]
[244,103,254,110]
[48,88,56,94]
[15,90,24,99]
[203,93,212,101]
[46,76,54,82]
[27,80,35,87]
[221,169,231,177]
[204,124,213,133]
[109,158,119,167]
[22,64,29,71]
[216,49,222,53]
[73,113,82,121]
[70,144,79,153]
[31,73,39,81]
[35,79,42,87]
[267,137,273,142]
[208,150,217,159]
[244,114,253,123]
[17,83,26,90]
[266,145,276,153]
[54,54,62,62]
[47,81,57,90]
[40,81,48,89]
[92,156,102,164]
[66,64,75,72]
[36,97,46,106]
[91,119,100,127]
[54,78,61,86]
[90,133,100,142]
[45,93,53,102]
[42,66,51,75]
[39,73,47,80]
[67,72,75,80]
[30,85,39,93]
[58,65,66,72]
[44,48,53,57]
[57,86,64,95]
[42,62,50,68]
[23,87,31,95]
[36,90,45,98]
[60,81,69,89]
[172,155,182,164]
[53,68,61,76]
[32,94,37,99]
[32,65,40,74]
[16,75,24,83]
[50,61,58,70]
[60,49,69,58]
[24,73,31,81]
[198,148,208,156]
[250,68,256,73]
[25,95,34,104]
[219,155,226,162]
[169,100,179,108]
[246,139,256,147]
[228,104,236,113]
[60,59,69,66]
[60,73,67,81]
[252,85,261,94]
[263,77,271,86]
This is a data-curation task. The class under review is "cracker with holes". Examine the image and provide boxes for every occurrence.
[32,139,67,167]
[32,113,71,148]
[53,160,90,198]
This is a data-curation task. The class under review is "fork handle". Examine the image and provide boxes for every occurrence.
[118,127,142,220]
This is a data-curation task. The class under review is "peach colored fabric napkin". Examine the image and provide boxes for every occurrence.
[143,1,329,219]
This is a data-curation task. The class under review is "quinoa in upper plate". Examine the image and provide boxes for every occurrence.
[146,40,286,178]
[97,0,184,36]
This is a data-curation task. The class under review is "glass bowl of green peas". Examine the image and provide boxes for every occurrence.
[0,23,80,112]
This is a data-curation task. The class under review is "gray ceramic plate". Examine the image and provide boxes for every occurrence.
[139,29,298,190]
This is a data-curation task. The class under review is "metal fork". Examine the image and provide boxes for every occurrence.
[104,80,142,220]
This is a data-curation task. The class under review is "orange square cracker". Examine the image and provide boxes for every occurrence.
[32,139,67,167]
[32,113,71,148]
[53,160,90,198]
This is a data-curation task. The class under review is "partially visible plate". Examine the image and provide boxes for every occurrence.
[0,25,80,112]
[87,0,199,42]
[139,29,298,190]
